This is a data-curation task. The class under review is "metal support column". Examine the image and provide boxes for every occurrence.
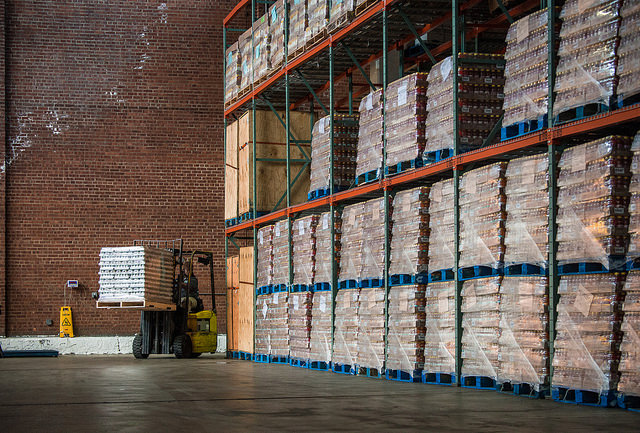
[251,0,258,356]
[382,6,391,371]
[329,43,337,362]
[286,69,293,302]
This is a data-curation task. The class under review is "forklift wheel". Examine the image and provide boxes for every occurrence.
[173,334,192,359]
[132,334,149,359]
[190,352,202,358]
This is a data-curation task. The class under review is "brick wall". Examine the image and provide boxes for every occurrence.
[2,0,240,336]
[1,1,6,336]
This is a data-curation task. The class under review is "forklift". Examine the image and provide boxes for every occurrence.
[132,240,219,359]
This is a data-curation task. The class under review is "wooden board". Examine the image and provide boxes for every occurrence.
[226,256,239,288]
[238,110,312,215]
[232,287,239,351]
[239,246,254,285]
[226,287,236,351]
[226,119,238,168]
[238,282,254,353]
[225,120,239,221]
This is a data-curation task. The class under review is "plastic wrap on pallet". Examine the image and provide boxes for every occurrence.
[272,220,290,287]
[617,0,640,101]
[425,55,504,156]
[332,288,360,367]
[619,270,640,396]
[459,163,507,269]
[502,9,552,127]
[328,0,354,32]
[497,276,549,392]
[97,246,174,304]
[389,187,430,277]
[289,291,313,360]
[557,136,632,268]
[554,0,622,116]
[308,0,329,41]
[355,90,384,181]
[288,0,308,57]
[256,293,272,354]
[504,153,549,266]
[424,281,456,375]
[461,276,502,380]
[257,225,274,289]
[269,289,290,357]
[356,287,386,371]
[309,289,333,363]
[292,215,320,287]
[309,114,359,194]
[268,0,286,73]
[239,29,253,93]
[553,273,625,393]
[253,16,270,83]
[428,179,455,272]
[387,285,426,373]
[315,211,341,284]
[338,203,364,282]
[385,73,429,168]
[361,197,388,280]
[628,133,640,257]
[225,42,241,104]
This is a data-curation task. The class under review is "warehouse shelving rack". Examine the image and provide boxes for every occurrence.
[223,0,640,386]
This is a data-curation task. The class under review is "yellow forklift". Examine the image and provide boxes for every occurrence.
[132,241,218,359]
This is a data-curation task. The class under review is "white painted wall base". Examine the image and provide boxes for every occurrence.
[0,334,227,355]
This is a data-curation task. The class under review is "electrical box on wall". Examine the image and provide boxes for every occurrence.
[66,280,79,288]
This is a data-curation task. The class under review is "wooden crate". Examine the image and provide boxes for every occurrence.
[238,110,312,215]
[226,255,239,288]
[238,247,254,353]
[226,255,240,351]
[225,120,239,221]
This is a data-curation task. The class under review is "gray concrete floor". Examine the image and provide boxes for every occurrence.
[0,354,638,432]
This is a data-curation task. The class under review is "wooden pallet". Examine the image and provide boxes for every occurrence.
[328,13,353,34]
[96,300,176,311]
[355,0,377,16]
[305,29,327,49]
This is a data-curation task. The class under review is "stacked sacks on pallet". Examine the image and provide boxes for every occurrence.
[385,73,428,175]
[253,15,270,83]
[268,0,286,73]
[502,9,554,137]
[272,220,290,290]
[269,287,290,361]
[425,55,504,162]
[428,179,455,278]
[628,133,640,260]
[308,0,329,42]
[255,225,274,360]
[387,285,426,381]
[497,276,550,396]
[239,29,253,93]
[554,0,622,120]
[461,276,502,388]
[423,281,456,384]
[225,42,241,104]
[361,197,388,283]
[288,0,308,58]
[617,0,640,104]
[332,287,360,372]
[314,211,341,286]
[257,225,274,291]
[355,89,384,185]
[556,136,632,272]
[504,153,549,272]
[618,270,640,407]
[288,288,313,364]
[308,114,359,199]
[552,273,626,405]
[389,187,430,282]
[459,163,507,276]
[356,287,386,376]
[255,290,272,359]
[338,203,364,286]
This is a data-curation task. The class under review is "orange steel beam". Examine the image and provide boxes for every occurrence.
[224,0,251,26]
[554,104,640,139]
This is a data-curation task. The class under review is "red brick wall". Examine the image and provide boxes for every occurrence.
[1,0,6,336]
[2,0,239,336]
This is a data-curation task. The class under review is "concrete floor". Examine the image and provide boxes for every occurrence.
[1,354,638,432]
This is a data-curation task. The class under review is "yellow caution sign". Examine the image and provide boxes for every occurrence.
[60,306,74,338]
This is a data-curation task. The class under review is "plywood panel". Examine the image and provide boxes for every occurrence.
[232,287,239,351]
[225,166,238,221]
[226,120,238,168]
[238,282,254,353]
[239,246,254,284]
[238,110,312,215]
[226,287,237,351]
[231,256,239,288]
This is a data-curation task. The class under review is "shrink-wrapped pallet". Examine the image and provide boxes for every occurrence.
[98,246,174,305]
[355,90,384,183]
[308,0,329,41]
[225,42,241,104]
[272,220,290,288]
[269,288,290,357]
[338,203,364,283]
[502,9,553,127]
[617,0,640,102]
[504,153,549,267]
[423,281,456,376]
[309,288,333,363]
[289,290,313,360]
[461,276,502,380]
[497,276,549,392]
[328,0,354,32]
[387,285,426,373]
[332,288,360,368]
[253,15,270,83]
[257,225,274,289]
[553,273,625,393]
[557,136,632,269]
[315,211,341,284]
[385,73,428,169]
[255,293,272,354]
[239,29,253,93]
[459,163,507,269]
[425,55,504,158]
[268,0,286,73]
[356,287,386,372]
[292,215,319,287]
[288,0,307,57]
[554,0,622,116]
[389,187,429,277]
[619,270,640,397]
[361,197,388,280]
[428,179,455,272]
[628,134,640,258]
[309,114,359,195]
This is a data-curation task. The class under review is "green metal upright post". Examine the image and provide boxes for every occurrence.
[452,0,463,386]
[251,0,258,356]
[286,70,293,302]
[382,6,391,371]
[329,43,337,362]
